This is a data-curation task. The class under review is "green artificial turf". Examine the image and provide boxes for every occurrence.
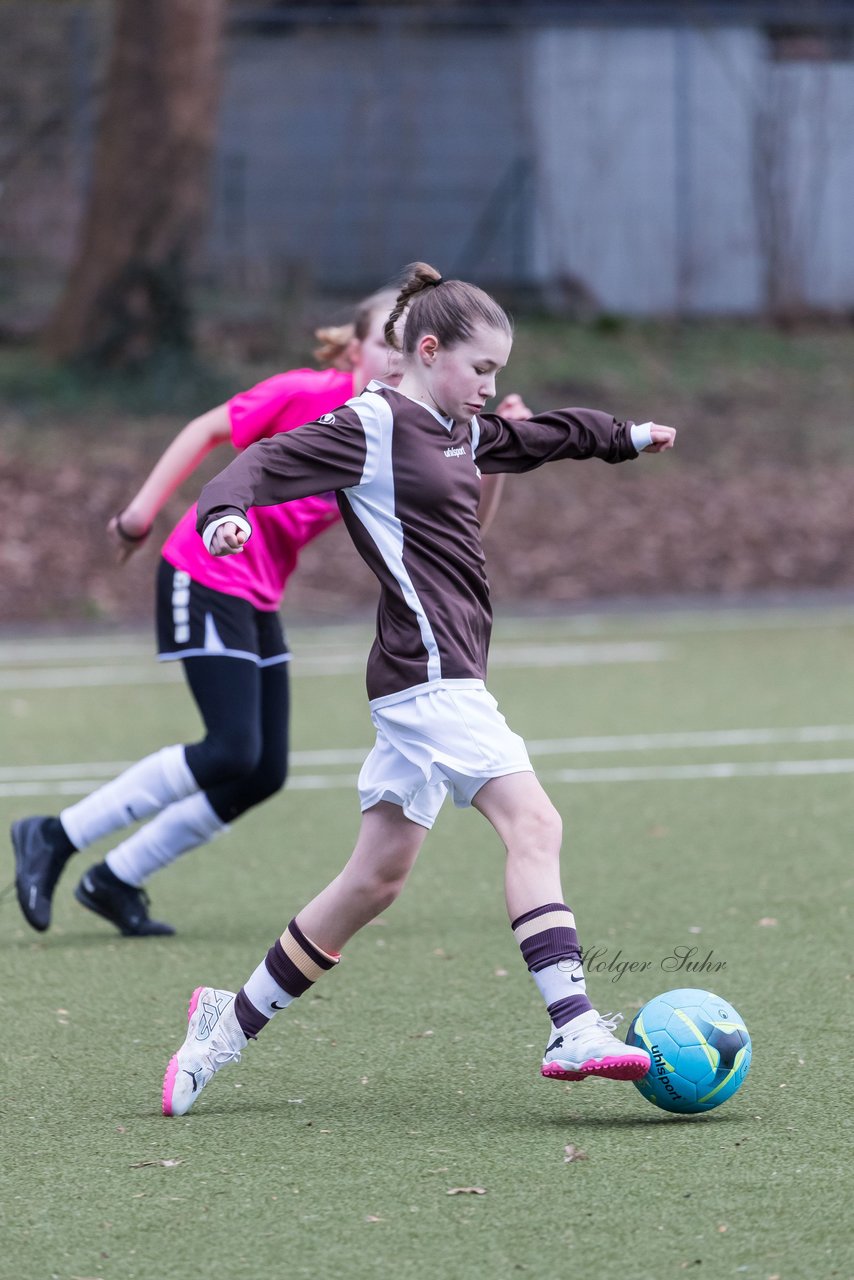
[1,608,853,1280]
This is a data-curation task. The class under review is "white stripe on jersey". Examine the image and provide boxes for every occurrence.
[343,390,442,683]
[470,415,481,461]
[470,415,483,478]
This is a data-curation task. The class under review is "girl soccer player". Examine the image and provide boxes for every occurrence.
[161,262,676,1114]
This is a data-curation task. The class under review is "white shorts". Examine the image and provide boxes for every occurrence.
[358,683,533,829]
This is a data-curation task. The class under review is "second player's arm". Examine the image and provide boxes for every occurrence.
[110,404,233,558]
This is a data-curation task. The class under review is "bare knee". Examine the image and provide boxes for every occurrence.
[366,841,419,908]
[361,875,406,915]
[346,867,408,916]
[344,828,423,914]
[505,798,563,863]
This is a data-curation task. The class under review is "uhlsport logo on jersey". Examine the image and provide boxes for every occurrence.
[444,445,467,458]
[318,413,336,425]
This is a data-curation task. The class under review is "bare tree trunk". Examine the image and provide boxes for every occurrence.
[44,0,226,367]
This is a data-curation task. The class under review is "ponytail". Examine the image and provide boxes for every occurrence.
[313,286,399,371]
[384,262,442,350]
[313,323,355,370]
[385,261,511,355]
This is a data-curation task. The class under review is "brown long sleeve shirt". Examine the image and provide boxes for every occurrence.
[197,383,639,703]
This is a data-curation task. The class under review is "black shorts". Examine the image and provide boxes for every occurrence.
[156,558,289,666]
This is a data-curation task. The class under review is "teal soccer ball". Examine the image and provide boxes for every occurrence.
[625,988,751,1114]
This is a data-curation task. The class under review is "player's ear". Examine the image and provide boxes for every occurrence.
[418,334,439,362]
[345,335,362,368]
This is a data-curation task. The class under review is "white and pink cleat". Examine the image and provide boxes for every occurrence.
[162,986,247,1116]
[541,1010,651,1082]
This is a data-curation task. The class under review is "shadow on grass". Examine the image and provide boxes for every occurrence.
[530,1109,744,1129]
[134,1092,748,1130]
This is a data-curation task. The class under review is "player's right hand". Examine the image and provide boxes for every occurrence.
[208,522,248,555]
[107,512,150,565]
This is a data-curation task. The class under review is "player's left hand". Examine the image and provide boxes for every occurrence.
[642,424,677,453]
[496,392,533,420]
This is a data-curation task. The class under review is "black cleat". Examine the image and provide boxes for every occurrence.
[74,863,175,937]
[11,816,74,932]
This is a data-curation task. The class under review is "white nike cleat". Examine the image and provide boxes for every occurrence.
[541,1009,651,1082]
[162,986,247,1116]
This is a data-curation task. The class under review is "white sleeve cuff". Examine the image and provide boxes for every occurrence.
[202,513,252,554]
[630,421,654,453]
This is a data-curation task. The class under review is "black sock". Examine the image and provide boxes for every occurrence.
[49,817,77,859]
[92,862,132,891]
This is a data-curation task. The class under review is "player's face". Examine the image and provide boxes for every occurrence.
[353,309,404,389]
[423,322,512,424]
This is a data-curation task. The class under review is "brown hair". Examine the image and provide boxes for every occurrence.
[313,287,398,370]
[383,261,512,354]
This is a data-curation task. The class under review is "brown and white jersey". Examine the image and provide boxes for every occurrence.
[197,383,640,702]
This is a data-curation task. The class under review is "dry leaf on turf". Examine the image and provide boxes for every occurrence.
[447,1187,487,1195]
[129,1159,183,1169]
[563,1145,588,1163]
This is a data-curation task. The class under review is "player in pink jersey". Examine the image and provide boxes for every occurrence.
[11,287,526,937]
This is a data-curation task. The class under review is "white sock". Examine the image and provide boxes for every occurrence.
[105,793,228,887]
[242,957,295,1018]
[60,745,198,851]
[533,957,589,1005]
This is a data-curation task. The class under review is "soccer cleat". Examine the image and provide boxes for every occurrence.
[11,815,74,932]
[541,1009,651,1082]
[162,987,247,1116]
[74,863,175,937]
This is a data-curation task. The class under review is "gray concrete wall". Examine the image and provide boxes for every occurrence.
[528,25,854,313]
[210,18,854,312]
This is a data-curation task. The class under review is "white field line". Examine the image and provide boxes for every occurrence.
[2,723,853,781]
[525,723,854,755]
[0,666,185,690]
[546,758,854,783]
[2,758,854,799]
[3,724,854,797]
[0,641,669,689]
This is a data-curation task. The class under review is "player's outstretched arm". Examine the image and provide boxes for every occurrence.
[108,403,233,563]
